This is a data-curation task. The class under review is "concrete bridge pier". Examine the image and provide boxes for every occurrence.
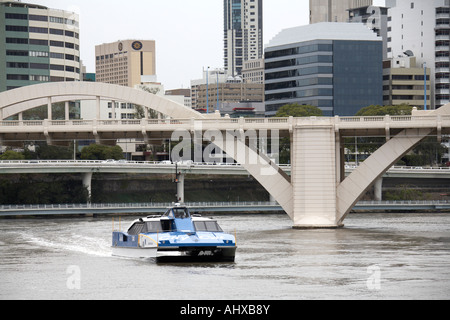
[291,123,342,229]
[374,177,383,201]
[176,173,185,203]
[82,172,93,204]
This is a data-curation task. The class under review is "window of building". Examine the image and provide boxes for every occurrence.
[6,37,28,44]
[29,14,48,21]
[6,25,28,32]
[29,27,48,34]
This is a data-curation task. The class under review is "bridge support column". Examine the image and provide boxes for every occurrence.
[176,173,185,203]
[291,124,341,229]
[374,177,383,201]
[96,96,101,120]
[47,97,52,120]
[82,172,93,204]
[65,101,70,121]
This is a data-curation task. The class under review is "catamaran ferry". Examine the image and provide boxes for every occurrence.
[112,204,237,262]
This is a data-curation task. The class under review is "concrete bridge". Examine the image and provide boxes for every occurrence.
[1,82,450,228]
[0,160,449,203]
[1,201,449,217]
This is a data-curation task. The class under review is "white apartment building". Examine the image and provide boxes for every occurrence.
[224,0,263,76]
[387,0,450,109]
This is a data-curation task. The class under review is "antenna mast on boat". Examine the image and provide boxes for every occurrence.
[174,162,179,203]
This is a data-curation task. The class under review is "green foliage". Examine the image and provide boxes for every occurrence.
[384,185,427,201]
[28,142,73,160]
[347,104,445,166]
[0,175,89,205]
[355,104,413,116]
[80,144,124,160]
[275,103,323,117]
[0,150,25,160]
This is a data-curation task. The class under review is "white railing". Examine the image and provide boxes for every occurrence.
[1,200,449,212]
[1,115,449,129]
[1,160,448,172]
[0,201,280,211]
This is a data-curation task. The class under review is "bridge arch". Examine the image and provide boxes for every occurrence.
[0,82,205,120]
[0,82,293,217]
[2,83,449,227]
[335,104,450,226]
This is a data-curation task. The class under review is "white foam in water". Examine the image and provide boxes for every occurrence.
[26,233,112,258]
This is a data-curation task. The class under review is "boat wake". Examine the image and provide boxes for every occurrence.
[24,233,111,258]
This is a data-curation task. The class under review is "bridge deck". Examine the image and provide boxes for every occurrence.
[1,115,449,143]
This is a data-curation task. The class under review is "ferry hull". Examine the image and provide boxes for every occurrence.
[112,246,236,262]
[157,246,236,262]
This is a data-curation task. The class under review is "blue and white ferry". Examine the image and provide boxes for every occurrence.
[112,204,237,262]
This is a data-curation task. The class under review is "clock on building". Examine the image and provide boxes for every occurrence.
[132,41,143,51]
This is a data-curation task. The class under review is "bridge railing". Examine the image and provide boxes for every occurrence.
[0,201,279,211]
[1,115,449,128]
[1,200,449,213]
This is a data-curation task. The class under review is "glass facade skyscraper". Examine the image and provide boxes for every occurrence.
[265,23,383,117]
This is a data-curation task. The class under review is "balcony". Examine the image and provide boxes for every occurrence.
[436,65,450,72]
[436,35,450,41]
[436,78,450,84]
[437,89,450,95]
[436,56,450,63]
[436,45,450,52]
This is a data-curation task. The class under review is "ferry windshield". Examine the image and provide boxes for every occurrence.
[173,208,190,219]
[194,221,223,232]
[163,207,190,219]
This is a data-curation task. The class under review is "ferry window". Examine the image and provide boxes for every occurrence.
[160,220,173,232]
[194,221,206,231]
[205,221,223,232]
[128,222,145,235]
[145,222,162,233]
[173,208,189,219]
[194,221,223,232]
[163,209,174,218]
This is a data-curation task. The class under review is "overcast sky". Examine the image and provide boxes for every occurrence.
[24,0,386,90]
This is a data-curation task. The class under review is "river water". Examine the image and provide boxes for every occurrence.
[0,212,449,300]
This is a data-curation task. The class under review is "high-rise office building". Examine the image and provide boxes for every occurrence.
[387,0,450,109]
[224,0,263,77]
[0,0,81,92]
[309,0,373,24]
[95,40,156,88]
[348,5,389,59]
[265,23,382,117]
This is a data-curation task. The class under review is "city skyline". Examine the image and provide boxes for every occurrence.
[22,0,385,90]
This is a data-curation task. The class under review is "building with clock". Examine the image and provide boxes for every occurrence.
[95,39,156,88]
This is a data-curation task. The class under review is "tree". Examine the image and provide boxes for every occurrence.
[0,150,25,160]
[275,103,323,117]
[355,104,413,116]
[349,104,445,166]
[80,144,124,160]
